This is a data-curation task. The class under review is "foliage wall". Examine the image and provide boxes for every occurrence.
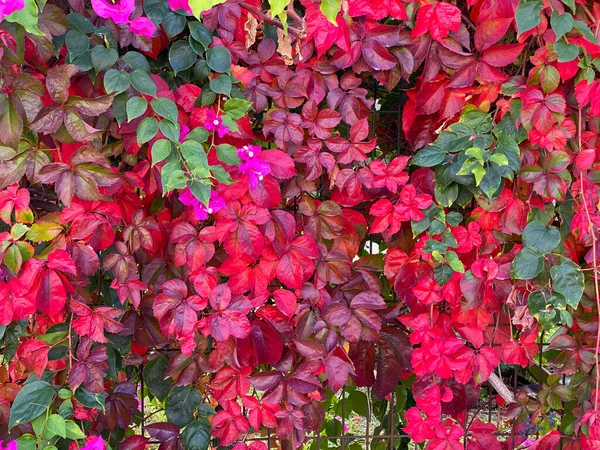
[0,0,600,449]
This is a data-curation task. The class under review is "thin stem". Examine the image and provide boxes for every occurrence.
[578,108,600,412]
[240,2,301,37]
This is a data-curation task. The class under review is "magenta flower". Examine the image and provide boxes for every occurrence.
[81,436,106,450]
[130,17,156,39]
[91,0,133,23]
[0,0,24,20]
[179,123,190,142]
[0,441,17,450]
[239,158,271,190]
[91,0,156,38]
[179,188,225,220]
[168,0,191,13]
[237,145,262,161]
[205,109,229,138]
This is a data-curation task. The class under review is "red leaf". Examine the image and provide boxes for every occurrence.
[481,44,526,67]
[18,339,50,379]
[474,18,512,52]
[273,289,297,317]
[411,3,461,43]
[259,150,296,179]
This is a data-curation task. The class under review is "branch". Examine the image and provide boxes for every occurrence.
[240,2,301,38]
[488,372,516,404]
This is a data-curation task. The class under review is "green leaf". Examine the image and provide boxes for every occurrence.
[268,0,288,17]
[479,165,501,199]
[213,144,238,167]
[573,20,597,44]
[224,98,252,119]
[446,211,463,227]
[143,355,172,401]
[551,259,584,309]
[554,39,579,62]
[137,117,159,145]
[103,70,130,94]
[320,0,340,24]
[515,0,543,35]
[446,251,464,273]
[434,263,454,286]
[130,70,157,97]
[91,46,118,74]
[160,120,181,143]
[5,0,43,35]
[550,11,573,40]
[74,387,106,410]
[188,0,226,19]
[189,179,211,205]
[151,98,179,124]
[161,161,187,193]
[186,127,209,144]
[123,51,151,73]
[113,92,128,125]
[166,386,203,428]
[151,140,172,166]
[412,146,446,167]
[206,46,231,73]
[9,380,55,429]
[220,114,238,132]
[180,140,208,167]
[209,74,232,95]
[188,22,213,49]
[65,30,90,59]
[169,41,197,75]
[182,419,211,450]
[17,434,36,450]
[163,11,187,39]
[540,65,560,94]
[65,420,86,440]
[512,247,544,280]
[126,97,148,122]
[210,165,233,184]
[489,153,509,166]
[561,0,575,13]
[46,414,67,439]
[522,221,561,254]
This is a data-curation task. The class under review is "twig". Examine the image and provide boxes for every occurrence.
[577,107,600,412]
[240,2,301,37]
[462,13,476,32]
[488,372,516,404]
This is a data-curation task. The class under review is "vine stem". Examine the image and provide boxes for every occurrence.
[239,2,301,37]
[578,108,600,412]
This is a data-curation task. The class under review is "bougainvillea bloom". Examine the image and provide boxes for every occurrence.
[91,0,155,38]
[179,188,225,220]
[0,0,24,20]
[205,109,229,138]
[129,17,156,39]
[167,0,191,13]
[81,436,106,450]
[91,0,134,23]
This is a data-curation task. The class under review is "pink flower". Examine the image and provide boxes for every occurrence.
[179,188,225,221]
[237,145,262,161]
[130,17,156,39]
[81,436,106,450]
[0,0,24,20]
[90,0,155,38]
[168,0,191,13]
[179,123,190,142]
[0,441,17,450]
[205,109,229,138]
[91,0,134,23]
[239,157,271,190]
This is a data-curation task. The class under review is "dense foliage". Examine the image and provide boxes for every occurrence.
[1,0,600,448]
